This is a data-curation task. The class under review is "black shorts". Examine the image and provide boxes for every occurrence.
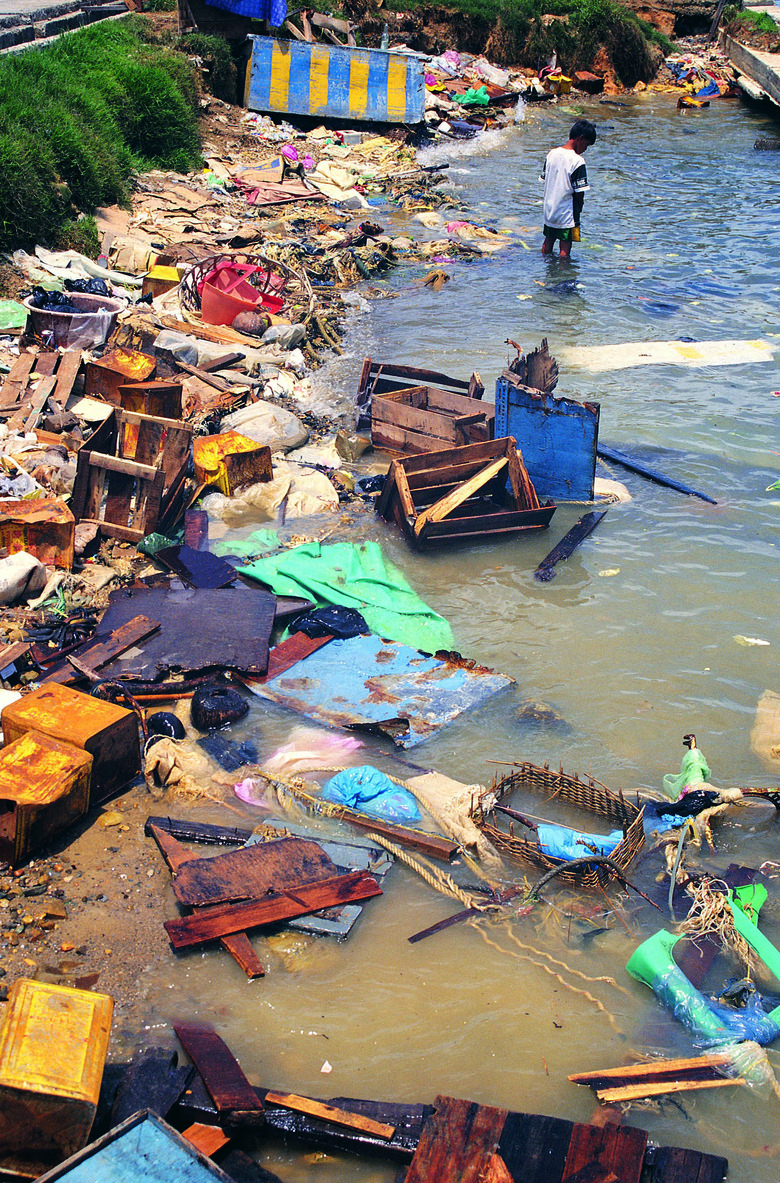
[544,224,576,241]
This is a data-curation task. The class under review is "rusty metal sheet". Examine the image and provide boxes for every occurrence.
[246,634,513,747]
[98,586,274,680]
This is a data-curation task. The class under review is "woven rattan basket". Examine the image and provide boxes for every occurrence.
[178,251,315,322]
[471,761,645,888]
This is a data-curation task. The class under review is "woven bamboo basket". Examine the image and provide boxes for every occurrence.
[178,251,316,322]
[470,761,645,888]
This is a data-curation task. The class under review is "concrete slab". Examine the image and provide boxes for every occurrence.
[721,32,780,108]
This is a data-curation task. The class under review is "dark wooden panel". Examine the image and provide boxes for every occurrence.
[650,1147,727,1183]
[173,1020,264,1116]
[562,1123,646,1183]
[171,838,339,907]
[405,1095,508,1183]
[499,1112,572,1183]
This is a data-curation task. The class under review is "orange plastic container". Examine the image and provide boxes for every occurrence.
[201,262,285,326]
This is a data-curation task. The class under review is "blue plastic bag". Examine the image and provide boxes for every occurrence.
[323,765,421,823]
[536,824,623,862]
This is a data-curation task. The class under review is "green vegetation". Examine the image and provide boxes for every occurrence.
[54,216,101,257]
[0,17,203,250]
[178,32,239,102]
[724,7,779,33]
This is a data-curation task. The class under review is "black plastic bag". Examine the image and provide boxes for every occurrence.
[63,277,111,297]
[295,605,368,639]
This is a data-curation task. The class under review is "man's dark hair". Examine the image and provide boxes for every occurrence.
[570,119,597,144]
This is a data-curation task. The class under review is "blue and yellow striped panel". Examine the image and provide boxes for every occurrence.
[246,36,425,124]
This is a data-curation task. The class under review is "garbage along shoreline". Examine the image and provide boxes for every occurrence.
[0,29,776,1183]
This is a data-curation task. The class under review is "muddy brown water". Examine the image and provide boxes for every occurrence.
[138,94,780,1181]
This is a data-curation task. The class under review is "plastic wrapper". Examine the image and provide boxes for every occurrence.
[536,824,623,862]
[649,963,780,1047]
[323,765,421,824]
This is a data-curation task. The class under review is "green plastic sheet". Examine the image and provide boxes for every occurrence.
[0,301,28,331]
[453,86,489,106]
[213,528,279,558]
[240,540,454,653]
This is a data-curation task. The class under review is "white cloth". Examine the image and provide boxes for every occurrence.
[541,146,589,229]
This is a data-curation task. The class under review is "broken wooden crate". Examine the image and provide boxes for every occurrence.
[356,357,483,427]
[83,347,156,407]
[0,349,83,432]
[0,730,92,865]
[376,436,555,549]
[1,682,141,805]
[0,979,113,1177]
[0,497,75,569]
[70,408,191,542]
[193,431,272,496]
[371,384,494,455]
[470,761,644,889]
[116,379,183,421]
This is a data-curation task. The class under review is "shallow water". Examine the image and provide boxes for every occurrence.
[141,95,780,1181]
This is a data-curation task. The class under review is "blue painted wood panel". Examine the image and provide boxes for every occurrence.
[246,36,425,124]
[495,376,600,501]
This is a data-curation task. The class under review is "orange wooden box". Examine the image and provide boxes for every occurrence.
[0,498,75,570]
[0,979,113,1177]
[1,684,140,805]
[0,730,92,866]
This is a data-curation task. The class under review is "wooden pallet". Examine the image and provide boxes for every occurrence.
[0,349,82,431]
[376,436,555,550]
[70,408,191,542]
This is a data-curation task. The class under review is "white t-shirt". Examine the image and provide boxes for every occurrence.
[541,146,590,229]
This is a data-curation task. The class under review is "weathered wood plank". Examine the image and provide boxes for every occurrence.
[569,1050,736,1087]
[562,1122,646,1183]
[182,1122,231,1157]
[499,1112,572,1183]
[650,1146,727,1183]
[413,457,508,535]
[534,511,607,582]
[52,350,83,409]
[263,1091,396,1140]
[111,1048,193,1124]
[405,1095,508,1183]
[146,816,252,847]
[596,444,717,505]
[0,351,36,409]
[220,933,265,978]
[170,838,338,907]
[597,1078,742,1103]
[164,871,382,948]
[173,1020,265,1116]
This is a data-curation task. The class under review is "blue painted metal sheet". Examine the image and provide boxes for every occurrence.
[36,1111,234,1183]
[495,373,600,501]
[245,36,425,124]
[246,822,393,937]
[248,634,513,748]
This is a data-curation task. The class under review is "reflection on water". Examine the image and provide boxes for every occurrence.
[140,96,779,1182]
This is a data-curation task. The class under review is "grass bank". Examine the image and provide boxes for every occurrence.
[0,17,217,251]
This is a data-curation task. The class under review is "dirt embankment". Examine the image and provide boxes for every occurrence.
[723,17,780,53]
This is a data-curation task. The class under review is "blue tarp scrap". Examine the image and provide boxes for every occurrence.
[207,0,286,24]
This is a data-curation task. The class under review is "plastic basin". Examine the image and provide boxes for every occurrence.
[23,292,125,348]
[201,262,285,326]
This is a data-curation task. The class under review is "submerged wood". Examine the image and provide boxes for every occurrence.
[173,1021,265,1118]
[596,444,717,505]
[534,511,608,582]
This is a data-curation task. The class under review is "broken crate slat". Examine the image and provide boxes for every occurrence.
[164,871,382,948]
[182,1123,231,1157]
[561,1122,646,1183]
[405,1095,509,1183]
[146,815,252,848]
[111,1047,193,1125]
[595,1078,743,1103]
[43,616,161,683]
[168,837,339,907]
[173,1021,264,1116]
[534,510,608,582]
[219,933,265,979]
[0,351,37,410]
[263,1090,396,1140]
[568,1050,737,1088]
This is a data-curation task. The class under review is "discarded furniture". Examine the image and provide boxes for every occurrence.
[246,632,514,748]
[70,408,191,543]
[569,1050,746,1104]
[245,37,425,125]
[34,1110,236,1183]
[1,682,141,804]
[371,384,494,455]
[376,437,555,550]
[357,358,483,427]
[0,730,92,865]
[0,498,75,569]
[193,432,272,496]
[495,346,600,501]
[470,761,645,888]
[0,979,112,1177]
[84,347,156,407]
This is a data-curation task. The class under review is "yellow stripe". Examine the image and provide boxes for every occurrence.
[309,44,330,114]
[269,41,291,112]
[386,56,407,121]
[348,53,370,119]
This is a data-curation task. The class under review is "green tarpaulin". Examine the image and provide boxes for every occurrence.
[240,540,454,653]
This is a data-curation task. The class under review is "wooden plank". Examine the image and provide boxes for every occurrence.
[17,374,57,432]
[164,871,382,948]
[0,351,36,409]
[650,1146,728,1183]
[103,469,135,530]
[182,1122,231,1157]
[312,803,458,862]
[562,1123,646,1183]
[419,506,555,539]
[256,632,334,682]
[134,417,162,467]
[146,816,253,848]
[534,511,607,582]
[392,438,509,473]
[371,421,451,457]
[51,351,82,409]
[569,1051,737,1087]
[148,822,198,872]
[263,1091,396,1141]
[169,838,339,907]
[507,439,540,509]
[373,396,460,442]
[173,1020,265,1115]
[596,1078,743,1103]
[67,616,160,673]
[175,359,233,393]
[112,1047,193,1124]
[565,1167,618,1183]
[88,452,158,480]
[596,444,717,505]
[220,933,265,979]
[405,1095,508,1183]
[499,1112,573,1183]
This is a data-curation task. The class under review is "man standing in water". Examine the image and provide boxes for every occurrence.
[541,119,597,258]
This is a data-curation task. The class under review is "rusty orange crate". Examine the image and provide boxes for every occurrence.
[0,730,92,866]
[0,498,75,569]
[0,979,113,1177]
[193,430,272,496]
[1,684,140,805]
[84,347,156,407]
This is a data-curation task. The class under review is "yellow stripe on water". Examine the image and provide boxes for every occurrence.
[386,55,407,121]
[269,42,291,112]
[309,44,330,114]
[348,53,370,119]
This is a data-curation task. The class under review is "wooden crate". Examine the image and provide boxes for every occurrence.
[0,498,74,569]
[376,436,556,550]
[83,347,156,407]
[2,683,140,805]
[356,357,483,427]
[0,979,112,1177]
[0,730,92,866]
[70,409,191,543]
[116,380,183,421]
[371,384,494,455]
